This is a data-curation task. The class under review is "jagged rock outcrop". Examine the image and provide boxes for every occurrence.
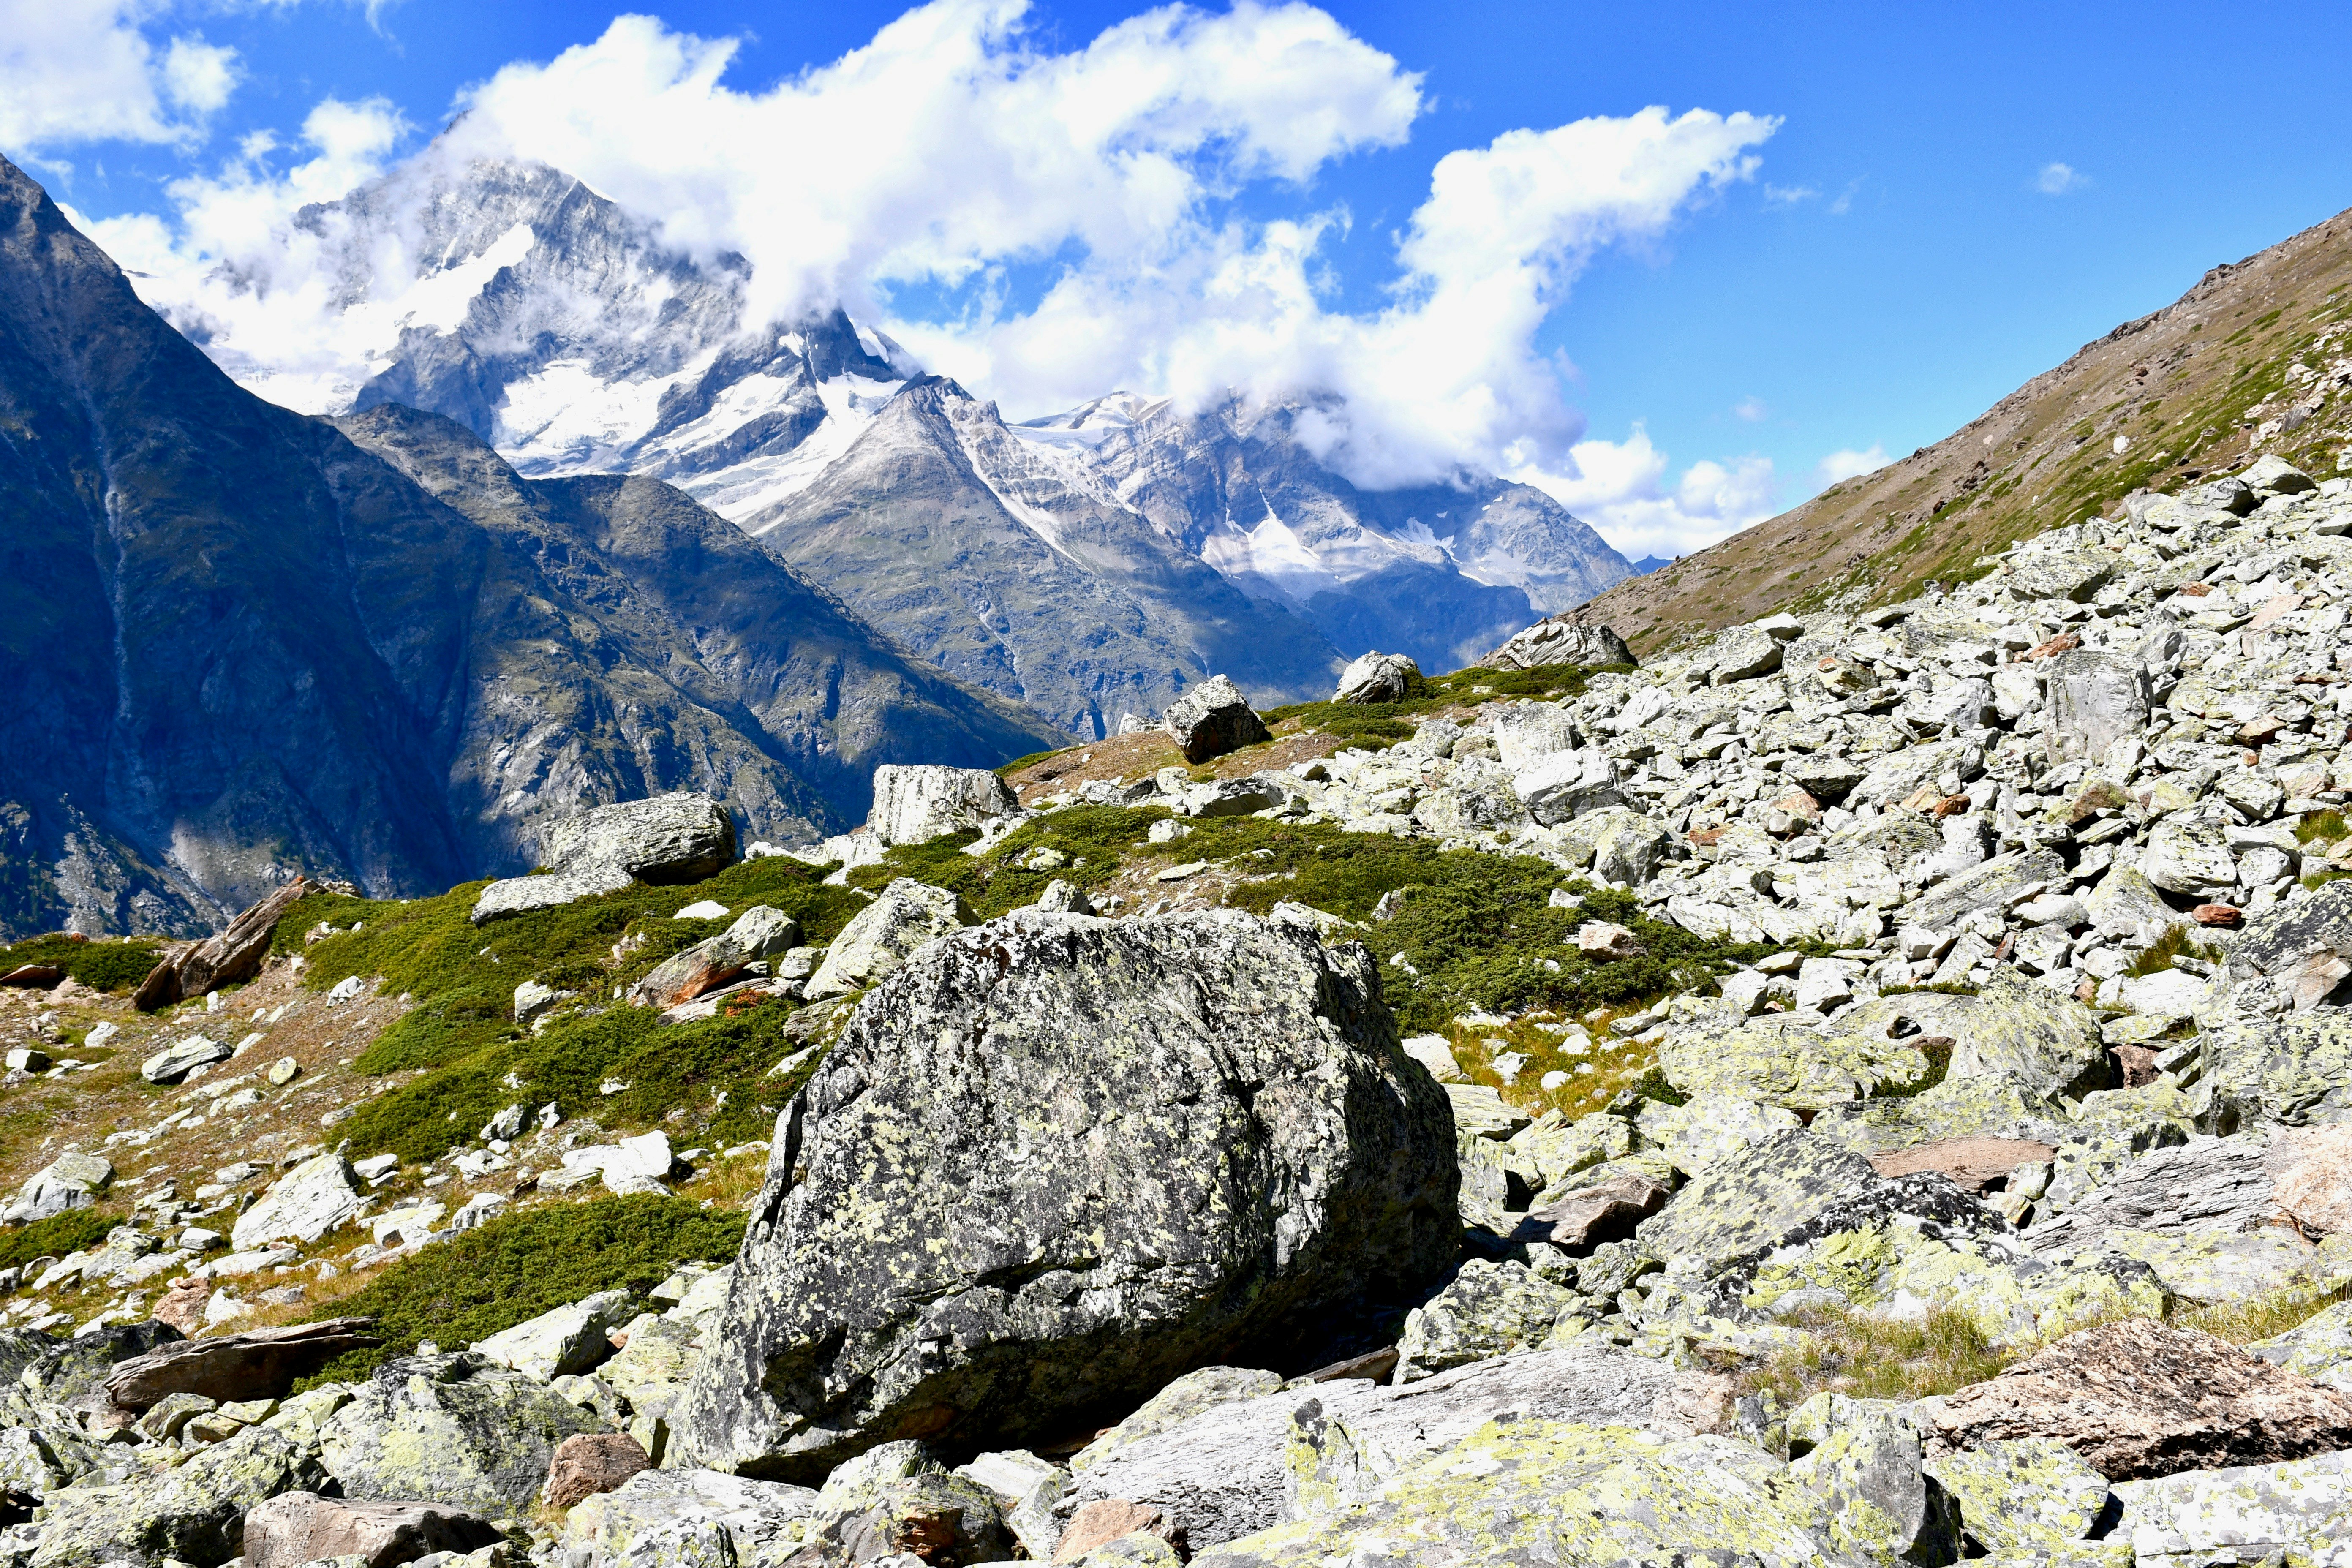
[675,909,1458,1482]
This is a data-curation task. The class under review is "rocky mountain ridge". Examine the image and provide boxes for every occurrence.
[1581,200,2352,653]
[0,154,1058,940]
[149,153,1633,722]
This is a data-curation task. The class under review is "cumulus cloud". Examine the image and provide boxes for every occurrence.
[2035,161,2087,195]
[0,3,244,153]
[87,0,1779,541]
[1514,426,1779,562]
[1814,443,1889,486]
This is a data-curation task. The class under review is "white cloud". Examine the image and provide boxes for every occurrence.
[1814,443,1889,487]
[88,0,1778,534]
[1733,395,1766,422]
[0,3,244,152]
[2035,161,2087,196]
[1763,182,1817,204]
[1514,425,1779,561]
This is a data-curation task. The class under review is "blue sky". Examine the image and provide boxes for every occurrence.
[9,0,2352,559]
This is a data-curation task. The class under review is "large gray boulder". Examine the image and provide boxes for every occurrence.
[4,1152,112,1224]
[2043,648,2151,765]
[867,764,1024,847]
[1331,652,1419,704]
[319,1353,608,1514]
[474,793,736,923]
[562,1467,822,1567]
[1479,615,1636,671]
[233,1153,364,1251]
[674,909,1458,1483]
[2194,881,2352,1126]
[1161,675,1271,764]
[800,878,965,999]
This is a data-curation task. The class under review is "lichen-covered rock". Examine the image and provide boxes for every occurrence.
[868,765,1024,847]
[1392,1260,1581,1383]
[800,878,965,999]
[1920,1320,2352,1481]
[1811,1075,2070,1156]
[2142,817,2238,898]
[1921,1436,2110,1554]
[1063,1345,1695,1552]
[2248,1299,2352,1391]
[471,1289,632,1382]
[1070,1368,1283,1473]
[1161,675,1270,764]
[561,1467,822,1568]
[1635,1130,2000,1307]
[2113,1448,2352,1568]
[2196,881,2352,1126]
[474,793,736,923]
[780,1441,1011,1567]
[598,1313,703,1429]
[320,1353,607,1514]
[30,1425,325,1568]
[1657,1013,1939,1111]
[3,1153,112,1224]
[232,1153,363,1251]
[1784,1394,1961,1566]
[2043,650,2150,766]
[2020,1136,2276,1263]
[1192,1421,1859,1568]
[676,909,1458,1483]
[1871,971,2109,1102]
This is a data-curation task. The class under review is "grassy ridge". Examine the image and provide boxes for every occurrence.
[0,935,161,993]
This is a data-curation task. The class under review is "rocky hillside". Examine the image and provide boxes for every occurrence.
[1579,201,2352,653]
[149,153,1631,720]
[4,451,2352,1564]
[0,155,1058,940]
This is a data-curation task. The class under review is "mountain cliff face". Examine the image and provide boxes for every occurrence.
[1575,201,2352,653]
[0,155,1056,938]
[146,153,1631,719]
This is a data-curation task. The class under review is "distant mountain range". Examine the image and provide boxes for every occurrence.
[0,155,1056,938]
[165,154,1633,733]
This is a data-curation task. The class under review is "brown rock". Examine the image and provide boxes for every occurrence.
[2266,1124,2352,1237]
[99,1316,378,1417]
[1575,921,1645,961]
[243,1491,504,1568]
[2110,1044,2161,1089]
[0,965,62,988]
[2192,903,2243,926]
[1922,1319,2352,1480]
[151,1276,212,1337]
[1056,1498,1177,1563]
[1515,1172,1672,1253]
[2023,630,2083,661]
[1867,1137,2056,1194]
[135,878,313,1011]
[542,1432,651,1510]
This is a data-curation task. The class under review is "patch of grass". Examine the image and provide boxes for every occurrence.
[1130,818,1788,1034]
[846,805,1173,915]
[0,936,163,993]
[2178,1280,2352,1345]
[298,1195,744,1384]
[0,1208,120,1274]
[1260,664,1605,747]
[338,988,827,1165]
[2295,808,2347,845]
[1741,1304,2019,1407]
[2127,924,2217,979]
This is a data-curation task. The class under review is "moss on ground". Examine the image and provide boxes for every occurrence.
[299,1195,744,1384]
[274,857,866,1164]
[0,1208,119,1274]
[0,936,162,993]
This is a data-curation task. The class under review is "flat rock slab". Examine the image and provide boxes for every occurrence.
[1060,1345,1703,1551]
[2115,1448,2352,1568]
[243,1491,504,1568]
[2020,1136,2278,1261]
[1921,1319,2352,1480]
[100,1317,378,1418]
[1867,1138,2056,1194]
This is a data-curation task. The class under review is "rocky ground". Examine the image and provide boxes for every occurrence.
[8,454,2352,1563]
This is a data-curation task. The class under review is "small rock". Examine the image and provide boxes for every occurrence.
[266,1056,301,1086]
[1574,921,1643,961]
[142,1034,231,1085]
[1331,651,1420,705]
[542,1431,653,1510]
